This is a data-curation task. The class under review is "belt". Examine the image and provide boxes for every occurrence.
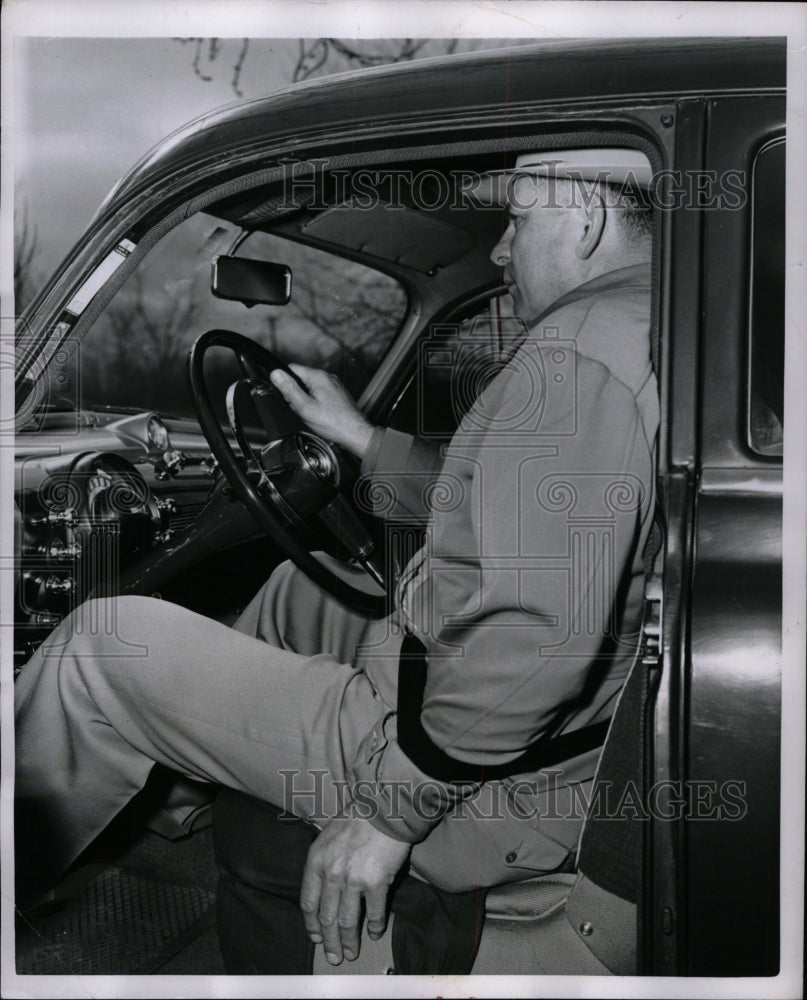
[396,631,611,784]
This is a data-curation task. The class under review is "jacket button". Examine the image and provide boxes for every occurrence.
[505,851,517,864]
[580,921,594,937]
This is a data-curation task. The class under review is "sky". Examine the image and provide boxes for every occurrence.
[13,37,345,278]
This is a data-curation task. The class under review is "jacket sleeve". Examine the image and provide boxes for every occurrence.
[358,427,445,523]
[350,355,656,843]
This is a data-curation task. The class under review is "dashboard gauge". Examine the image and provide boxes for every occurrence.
[147,415,170,453]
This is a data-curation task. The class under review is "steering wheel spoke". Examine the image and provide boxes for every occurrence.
[189,330,388,617]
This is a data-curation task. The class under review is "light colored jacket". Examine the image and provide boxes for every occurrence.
[352,265,658,870]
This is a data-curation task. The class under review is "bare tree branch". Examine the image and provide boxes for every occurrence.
[232,38,249,97]
[174,36,473,95]
[326,38,429,66]
[174,37,249,93]
[294,38,329,82]
[192,38,213,82]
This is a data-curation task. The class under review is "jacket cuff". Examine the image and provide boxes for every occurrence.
[350,712,459,843]
[359,426,416,479]
[359,426,387,478]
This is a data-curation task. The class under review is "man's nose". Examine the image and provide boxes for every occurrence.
[490,231,510,267]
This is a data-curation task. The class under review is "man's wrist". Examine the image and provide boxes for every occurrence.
[344,420,375,460]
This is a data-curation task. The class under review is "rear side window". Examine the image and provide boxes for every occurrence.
[386,292,525,442]
[748,138,785,456]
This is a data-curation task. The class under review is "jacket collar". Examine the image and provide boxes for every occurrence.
[526,263,651,332]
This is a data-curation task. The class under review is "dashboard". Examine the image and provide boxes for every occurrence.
[14,409,260,671]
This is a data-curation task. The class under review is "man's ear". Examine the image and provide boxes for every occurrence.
[575,187,606,260]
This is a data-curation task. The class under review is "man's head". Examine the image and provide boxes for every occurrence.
[473,150,653,324]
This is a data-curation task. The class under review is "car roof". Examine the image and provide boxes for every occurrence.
[107,37,784,211]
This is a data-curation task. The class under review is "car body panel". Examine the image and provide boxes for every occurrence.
[687,492,781,975]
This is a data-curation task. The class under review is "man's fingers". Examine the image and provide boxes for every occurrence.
[269,368,311,414]
[287,363,335,399]
[288,363,344,400]
[365,886,389,940]
[299,862,324,945]
[337,887,362,962]
[300,813,410,965]
[318,877,345,965]
[287,362,319,387]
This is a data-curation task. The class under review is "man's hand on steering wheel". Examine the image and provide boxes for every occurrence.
[300,807,411,966]
[270,365,375,460]
[188,331,387,615]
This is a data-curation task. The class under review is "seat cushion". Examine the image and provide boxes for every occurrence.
[485,872,576,920]
[472,904,612,976]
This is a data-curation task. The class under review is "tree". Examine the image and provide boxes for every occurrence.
[14,201,41,313]
[172,36,528,96]
[172,37,251,96]
[84,268,200,413]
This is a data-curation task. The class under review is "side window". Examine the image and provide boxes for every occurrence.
[748,138,785,456]
[387,292,525,441]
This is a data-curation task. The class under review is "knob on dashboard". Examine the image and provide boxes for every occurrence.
[43,575,76,597]
[25,507,78,527]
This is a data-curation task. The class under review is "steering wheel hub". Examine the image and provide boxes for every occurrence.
[253,432,340,523]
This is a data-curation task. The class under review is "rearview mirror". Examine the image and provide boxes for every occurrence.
[211,255,292,307]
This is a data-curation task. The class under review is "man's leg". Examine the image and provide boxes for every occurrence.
[140,558,381,839]
[214,788,319,974]
[212,559,387,973]
[14,594,383,909]
[231,556,382,660]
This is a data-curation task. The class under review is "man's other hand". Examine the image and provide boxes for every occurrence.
[270,364,375,460]
[300,810,411,965]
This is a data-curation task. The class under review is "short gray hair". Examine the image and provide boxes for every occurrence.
[604,182,653,243]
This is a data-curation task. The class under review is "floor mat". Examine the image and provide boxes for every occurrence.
[16,867,217,976]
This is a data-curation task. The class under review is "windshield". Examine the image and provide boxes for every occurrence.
[24,213,407,424]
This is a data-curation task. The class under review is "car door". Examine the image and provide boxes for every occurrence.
[647,93,784,977]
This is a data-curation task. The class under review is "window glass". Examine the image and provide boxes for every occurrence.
[387,292,526,441]
[748,138,785,456]
[53,213,407,420]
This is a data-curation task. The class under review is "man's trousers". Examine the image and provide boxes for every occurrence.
[15,562,587,909]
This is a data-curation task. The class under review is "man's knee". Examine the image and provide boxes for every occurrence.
[26,596,166,695]
[235,560,316,646]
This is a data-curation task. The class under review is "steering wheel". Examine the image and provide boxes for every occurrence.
[188,329,387,617]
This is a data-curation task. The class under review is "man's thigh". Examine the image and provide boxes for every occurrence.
[233,558,382,663]
[16,595,384,825]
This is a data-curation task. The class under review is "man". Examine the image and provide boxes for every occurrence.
[15,149,658,969]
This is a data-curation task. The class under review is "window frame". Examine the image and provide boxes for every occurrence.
[746,135,786,458]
